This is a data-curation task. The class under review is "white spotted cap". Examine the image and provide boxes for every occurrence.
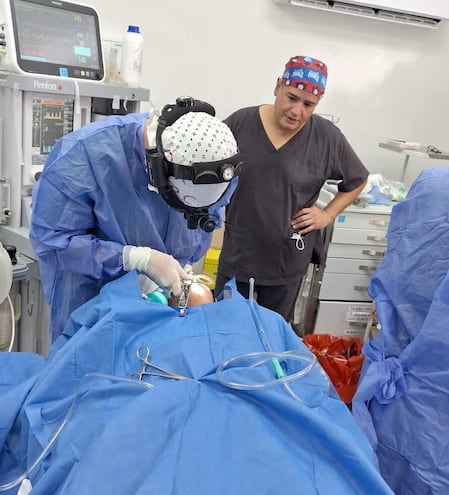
[161,111,237,165]
[161,112,238,207]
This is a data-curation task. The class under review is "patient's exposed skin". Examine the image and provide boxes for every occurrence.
[169,282,214,308]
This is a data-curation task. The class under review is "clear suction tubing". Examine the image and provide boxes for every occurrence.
[215,278,330,407]
[0,373,151,492]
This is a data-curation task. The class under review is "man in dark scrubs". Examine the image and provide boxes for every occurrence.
[215,55,369,322]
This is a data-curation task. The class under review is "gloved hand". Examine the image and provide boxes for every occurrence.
[123,246,191,296]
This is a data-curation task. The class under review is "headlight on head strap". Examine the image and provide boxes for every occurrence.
[164,153,244,185]
[221,164,235,182]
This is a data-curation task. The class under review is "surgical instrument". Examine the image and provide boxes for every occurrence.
[178,279,193,316]
[130,345,189,381]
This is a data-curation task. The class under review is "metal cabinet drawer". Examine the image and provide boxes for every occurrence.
[320,272,372,301]
[334,211,390,231]
[331,227,387,246]
[324,257,380,275]
[327,243,386,259]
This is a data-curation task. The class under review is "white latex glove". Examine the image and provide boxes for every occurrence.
[123,246,191,296]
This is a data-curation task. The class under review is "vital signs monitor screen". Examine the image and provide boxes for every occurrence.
[9,0,104,80]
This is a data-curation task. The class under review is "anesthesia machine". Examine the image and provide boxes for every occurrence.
[0,0,150,354]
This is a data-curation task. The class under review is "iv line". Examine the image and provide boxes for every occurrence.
[248,277,284,379]
[241,277,329,405]
[0,373,152,492]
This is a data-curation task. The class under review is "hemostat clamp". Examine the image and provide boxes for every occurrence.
[178,279,192,316]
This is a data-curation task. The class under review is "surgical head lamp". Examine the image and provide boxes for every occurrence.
[145,96,243,232]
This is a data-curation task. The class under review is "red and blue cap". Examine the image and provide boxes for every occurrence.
[281,55,328,97]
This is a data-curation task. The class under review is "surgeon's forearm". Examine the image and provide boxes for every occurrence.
[57,234,125,279]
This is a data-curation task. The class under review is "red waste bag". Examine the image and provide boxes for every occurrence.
[303,334,364,404]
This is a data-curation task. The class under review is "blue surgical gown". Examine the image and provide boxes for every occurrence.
[29,112,235,342]
[352,168,449,494]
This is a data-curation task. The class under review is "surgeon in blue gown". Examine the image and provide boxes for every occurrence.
[30,97,241,342]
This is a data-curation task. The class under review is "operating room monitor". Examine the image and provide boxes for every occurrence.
[1,0,104,80]
[22,91,92,185]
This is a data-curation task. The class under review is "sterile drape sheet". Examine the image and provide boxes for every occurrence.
[353,168,449,494]
[0,273,393,494]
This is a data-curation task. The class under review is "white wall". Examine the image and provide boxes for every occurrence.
[85,1,449,186]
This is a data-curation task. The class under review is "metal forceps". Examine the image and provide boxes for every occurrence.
[131,345,188,381]
[178,279,193,317]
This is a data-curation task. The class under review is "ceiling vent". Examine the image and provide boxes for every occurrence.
[274,0,449,28]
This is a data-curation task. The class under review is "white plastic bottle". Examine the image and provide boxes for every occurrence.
[120,25,144,87]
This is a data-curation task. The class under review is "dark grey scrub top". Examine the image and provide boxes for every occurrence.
[219,106,369,286]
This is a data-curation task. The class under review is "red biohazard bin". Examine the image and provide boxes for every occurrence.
[303,334,364,405]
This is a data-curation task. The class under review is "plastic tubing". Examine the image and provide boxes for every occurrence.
[0,372,152,492]
[248,278,285,379]
[238,278,330,406]
[248,277,275,353]
[216,350,330,408]
[282,368,330,408]
[216,350,317,390]
[0,394,80,492]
